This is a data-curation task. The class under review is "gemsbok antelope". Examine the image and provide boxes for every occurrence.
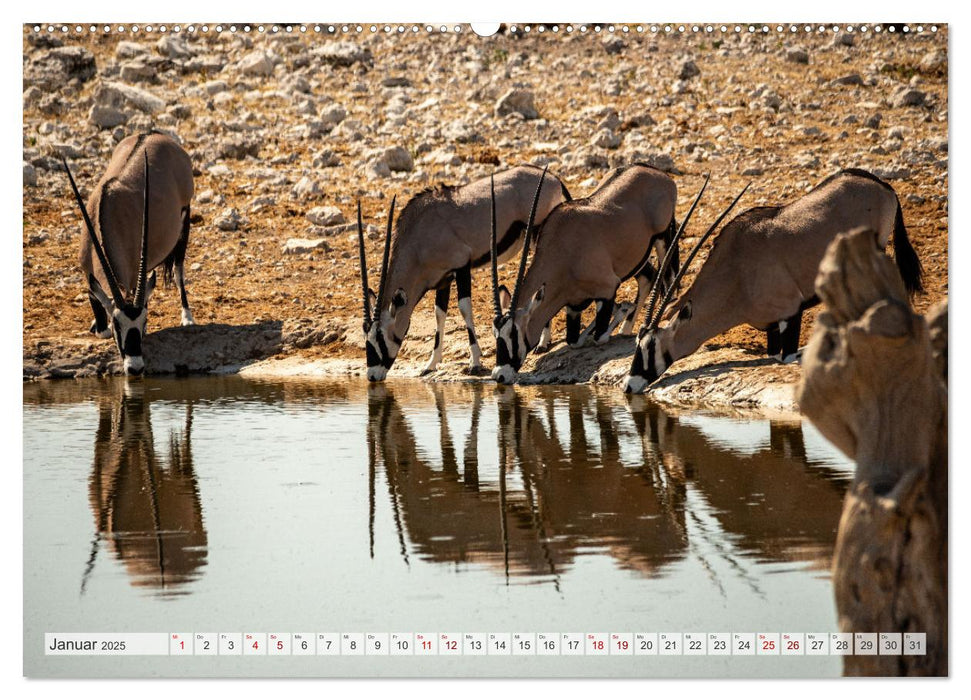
[624,168,924,394]
[357,165,571,382]
[64,132,195,375]
[490,163,687,385]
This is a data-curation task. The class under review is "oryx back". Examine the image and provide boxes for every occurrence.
[80,133,193,297]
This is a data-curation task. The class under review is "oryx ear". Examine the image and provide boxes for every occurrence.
[367,288,377,310]
[88,275,113,310]
[498,285,511,313]
[677,301,692,322]
[143,270,157,306]
[389,288,407,319]
[526,284,545,314]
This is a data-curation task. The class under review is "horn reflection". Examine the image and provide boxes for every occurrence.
[363,383,849,585]
[84,381,207,597]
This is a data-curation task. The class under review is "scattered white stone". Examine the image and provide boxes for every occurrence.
[742,165,765,176]
[306,206,345,226]
[872,165,913,180]
[283,238,330,255]
[248,195,276,214]
[892,87,926,108]
[591,128,621,149]
[115,41,149,60]
[319,104,347,128]
[88,104,128,129]
[119,60,156,83]
[214,208,245,231]
[365,159,392,180]
[919,50,946,74]
[156,35,193,60]
[832,32,855,47]
[237,50,276,77]
[865,113,883,129]
[312,150,341,168]
[370,146,414,172]
[495,89,539,120]
[96,81,166,114]
[292,176,323,200]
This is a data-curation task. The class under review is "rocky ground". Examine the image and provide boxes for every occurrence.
[22,24,948,409]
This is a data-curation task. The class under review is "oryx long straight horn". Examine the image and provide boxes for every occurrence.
[510,165,549,311]
[642,173,710,331]
[649,182,750,330]
[72,132,195,376]
[63,156,124,308]
[374,195,396,315]
[360,165,570,381]
[491,174,501,320]
[491,164,679,385]
[133,151,151,309]
[624,168,922,394]
[357,200,372,328]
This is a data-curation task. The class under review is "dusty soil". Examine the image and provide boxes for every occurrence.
[22,24,948,409]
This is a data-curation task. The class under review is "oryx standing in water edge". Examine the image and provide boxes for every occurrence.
[624,168,924,394]
[65,132,195,376]
[357,165,571,381]
[490,163,686,385]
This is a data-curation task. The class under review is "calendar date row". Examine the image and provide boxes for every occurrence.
[46,632,927,657]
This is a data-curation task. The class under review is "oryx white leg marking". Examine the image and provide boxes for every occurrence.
[596,302,633,344]
[423,305,447,374]
[622,277,651,335]
[536,324,552,353]
[175,263,194,326]
[457,297,482,369]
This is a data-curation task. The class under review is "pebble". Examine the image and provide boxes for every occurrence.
[919,50,946,74]
[872,165,912,181]
[214,208,245,231]
[283,238,330,255]
[892,87,926,108]
[292,176,323,200]
[591,128,621,149]
[371,146,414,173]
[495,89,539,120]
[602,36,627,55]
[88,104,128,129]
[23,162,37,187]
[864,113,883,129]
[95,81,166,114]
[831,74,864,87]
[312,150,341,168]
[238,50,276,77]
[306,206,345,226]
[679,59,700,80]
[785,47,809,64]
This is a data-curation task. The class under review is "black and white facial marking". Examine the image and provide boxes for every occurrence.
[90,273,156,376]
[491,285,543,384]
[365,289,407,382]
[624,306,684,394]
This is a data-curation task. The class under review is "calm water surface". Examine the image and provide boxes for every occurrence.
[24,376,853,677]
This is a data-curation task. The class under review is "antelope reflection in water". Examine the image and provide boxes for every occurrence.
[83,381,207,597]
[365,383,849,587]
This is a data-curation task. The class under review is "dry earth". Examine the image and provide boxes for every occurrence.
[22,24,948,410]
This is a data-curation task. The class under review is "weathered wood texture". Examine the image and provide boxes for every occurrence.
[797,228,947,676]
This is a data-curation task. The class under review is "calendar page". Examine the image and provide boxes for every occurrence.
[21,13,948,681]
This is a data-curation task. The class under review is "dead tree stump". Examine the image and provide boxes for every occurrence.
[796,228,947,676]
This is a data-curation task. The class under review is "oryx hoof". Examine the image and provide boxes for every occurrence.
[534,343,551,355]
[783,350,804,364]
[420,367,436,377]
[464,365,490,376]
[181,309,195,327]
[595,333,612,345]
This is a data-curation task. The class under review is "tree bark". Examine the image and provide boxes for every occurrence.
[796,228,947,676]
